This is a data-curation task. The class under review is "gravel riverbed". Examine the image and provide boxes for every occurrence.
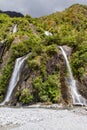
[0,106,87,130]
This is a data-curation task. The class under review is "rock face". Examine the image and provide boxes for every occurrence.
[10,46,73,106]
[0,41,6,61]
[0,41,86,106]
[0,40,10,76]
[82,75,87,88]
[77,75,87,99]
[62,45,72,56]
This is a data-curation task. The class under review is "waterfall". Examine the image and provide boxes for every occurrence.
[59,46,86,106]
[45,31,52,36]
[13,24,17,33]
[1,54,28,105]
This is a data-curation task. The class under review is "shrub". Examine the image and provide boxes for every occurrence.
[32,74,61,103]
[71,39,87,79]
[46,44,58,57]
[6,35,14,50]
[28,59,40,70]
[11,42,29,58]
[44,74,61,103]
[0,58,14,102]
[19,88,33,104]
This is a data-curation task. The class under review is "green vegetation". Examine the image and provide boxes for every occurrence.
[71,40,87,79]
[0,58,14,102]
[19,88,33,104]
[32,74,61,103]
[0,4,87,104]
[46,44,58,57]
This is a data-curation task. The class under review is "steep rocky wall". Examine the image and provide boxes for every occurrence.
[0,41,6,61]
[77,75,87,99]
[10,46,74,106]
[1,45,87,106]
[59,53,73,105]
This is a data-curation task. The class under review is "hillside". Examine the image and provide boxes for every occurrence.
[0,4,87,106]
[0,10,24,17]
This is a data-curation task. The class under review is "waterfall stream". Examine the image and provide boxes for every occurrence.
[13,24,17,33]
[1,55,28,105]
[59,46,86,106]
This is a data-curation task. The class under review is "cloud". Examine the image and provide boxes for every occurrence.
[0,0,87,17]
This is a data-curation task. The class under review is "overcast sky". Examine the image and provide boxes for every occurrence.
[0,0,87,17]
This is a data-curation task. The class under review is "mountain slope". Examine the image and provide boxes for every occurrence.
[0,4,87,106]
[0,10,24,17]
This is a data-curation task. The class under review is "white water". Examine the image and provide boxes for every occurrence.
[13,24,17,33]
[45,31,52,36]
[59,46,86,106]
[1,55,28,105]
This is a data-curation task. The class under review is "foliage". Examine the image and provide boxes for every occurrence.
[19,88,33,104]
[0,4,87,104]
[11,42,29,58]
[32,74,61,103]
[28,59,40,70]
[0,58,14,102]
[71,41,87,79]
[46,44,58,57]
[5,35,14,50]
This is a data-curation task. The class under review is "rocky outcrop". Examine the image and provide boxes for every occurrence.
[62,45,72,56]
[10,46,73,106]
[77,75,87,99]
[0,40,10,75]
[1,44,86,106]
[0,51,10,75]
[0,40,6,61]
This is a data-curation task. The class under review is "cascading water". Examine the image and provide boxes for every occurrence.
[59,46,86,106]
[13,24,17,33]
[1,54,28,105]
[45,31,52,36]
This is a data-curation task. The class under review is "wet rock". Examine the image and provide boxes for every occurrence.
[76,77,87,99]
[46,53,59,75]
[0,40,6,61]
[59,55,73,105]
[62,45,72,56]
[82,75,87,87]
